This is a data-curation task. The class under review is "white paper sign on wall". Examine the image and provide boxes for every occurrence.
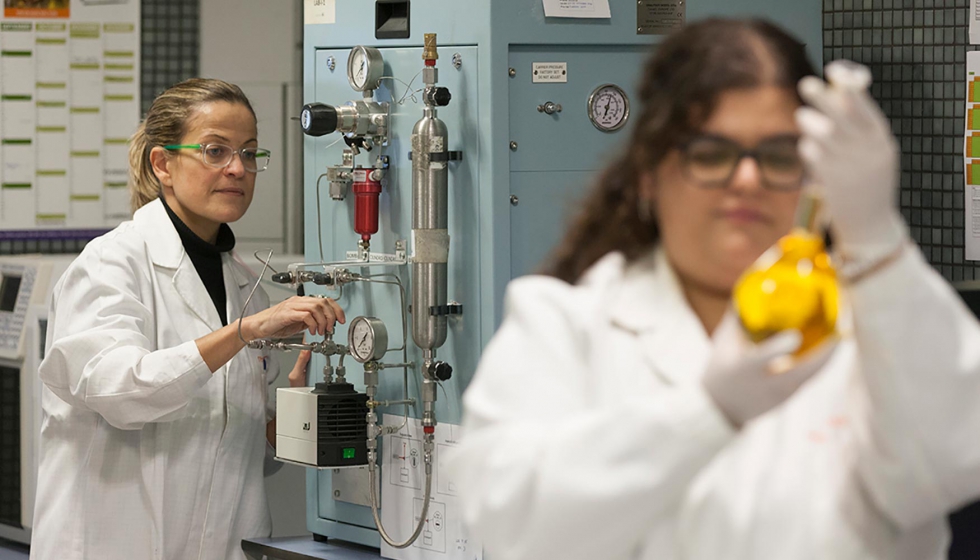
[304,0,335,25]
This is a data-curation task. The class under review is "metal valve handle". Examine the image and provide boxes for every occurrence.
[537,101,562,115]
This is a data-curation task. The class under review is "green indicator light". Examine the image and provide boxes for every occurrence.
[343,448,356,459]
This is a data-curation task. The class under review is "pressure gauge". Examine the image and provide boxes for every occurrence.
[347,46,384,92]
[347,316,388,363]
[587,84,630,132]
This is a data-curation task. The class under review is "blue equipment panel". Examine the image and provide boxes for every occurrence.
[507,45,649,277]
[303,0,821,549]
[305,45,481,543]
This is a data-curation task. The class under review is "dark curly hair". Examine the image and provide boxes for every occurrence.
[545,18,817,283]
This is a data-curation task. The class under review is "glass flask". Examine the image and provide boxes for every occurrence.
[732,189,839,356]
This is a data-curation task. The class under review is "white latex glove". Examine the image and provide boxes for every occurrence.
[796,60,907,261]
[702,313,837,428]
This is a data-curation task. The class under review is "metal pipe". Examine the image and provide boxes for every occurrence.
[367,398,416,408]
[378,362,414,370]
[289,259,405,270]
[356,274,414,429]
[420,349,438,430]
[367,439,433,548]
[363,359,431,548]
[358,276,409,352]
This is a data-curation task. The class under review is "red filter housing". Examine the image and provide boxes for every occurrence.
[352,168,382,242]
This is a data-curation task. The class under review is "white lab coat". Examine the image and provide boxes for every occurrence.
[450,246,980,560]
[30,198,279,560]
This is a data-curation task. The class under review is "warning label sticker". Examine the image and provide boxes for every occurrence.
[532,62,568,83]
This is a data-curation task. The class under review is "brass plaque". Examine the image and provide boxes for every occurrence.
[637,0,686,35]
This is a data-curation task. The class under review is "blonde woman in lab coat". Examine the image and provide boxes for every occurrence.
[30,79,342,560]
[450,19,980,560]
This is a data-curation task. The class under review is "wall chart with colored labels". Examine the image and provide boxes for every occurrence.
[964,51,980,260]
[0,0,139,231]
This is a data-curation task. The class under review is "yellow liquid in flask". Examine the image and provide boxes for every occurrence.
[732,193,839,356]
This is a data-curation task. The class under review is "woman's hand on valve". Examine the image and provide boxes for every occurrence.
[241,296,346,341]
[796,60,907,262]
[702,313,838,429]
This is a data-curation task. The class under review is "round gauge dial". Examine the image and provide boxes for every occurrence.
[347,46,384,92]
[587,84,630,132]
[347,316,388,363]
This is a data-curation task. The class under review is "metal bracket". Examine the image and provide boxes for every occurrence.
[429,303,463,316]
[408,150,463,162]
[344,240,408,265]
[331,466,377,507]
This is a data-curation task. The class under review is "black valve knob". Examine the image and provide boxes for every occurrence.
[344,135,373,152]
[426,87,452,107]
[300,103,338,137]
[430,361,453,382]
[312,272,333,285]
[271,272,293,284]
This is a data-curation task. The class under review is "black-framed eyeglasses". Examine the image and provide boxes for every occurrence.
[678,134,805,191]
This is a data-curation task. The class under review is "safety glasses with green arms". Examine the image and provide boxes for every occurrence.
[163,143,271,173]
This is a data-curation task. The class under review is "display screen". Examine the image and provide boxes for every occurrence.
[0,275,21,312]
[343,447,356,459]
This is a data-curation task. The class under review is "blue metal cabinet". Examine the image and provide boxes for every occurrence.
[507,45,649,277]
[302,0,821,548]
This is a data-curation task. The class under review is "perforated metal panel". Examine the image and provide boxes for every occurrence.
[140,0,199,115]
[823,0,976,282]
[824,4,980,558]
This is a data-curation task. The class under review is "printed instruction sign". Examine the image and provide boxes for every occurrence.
[0,1,140,231]
[542,0,611,19]
[380,414,482,560]
[304,0,335,25]
[531,62,567,83]
[637,0,685,35]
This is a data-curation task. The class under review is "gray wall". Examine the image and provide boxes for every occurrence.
[201,0,304,256]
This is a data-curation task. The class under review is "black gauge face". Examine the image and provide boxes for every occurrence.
[588,85,630,132]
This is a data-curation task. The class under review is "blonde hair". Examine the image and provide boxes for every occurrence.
[128,78,256,212]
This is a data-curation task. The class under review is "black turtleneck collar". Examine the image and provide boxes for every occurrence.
[160,196,236,325]
[160,195,235,254]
